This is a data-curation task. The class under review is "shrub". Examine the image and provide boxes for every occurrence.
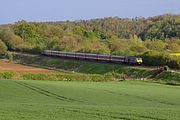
[22,73,110,82]
[6,52,13,62]
[130,44,147,53]
[22,74,57,80]
[109,39,128,52]
[104,72,128,81]
[112,49,135,56]
[142,51,169,66]
[155,71,180,85]
[0,39,7,55]
[144,40,166,51]
[0,28,23,50]
[166,56,180,69]
[142,51,180,69]
[0,72,15,79]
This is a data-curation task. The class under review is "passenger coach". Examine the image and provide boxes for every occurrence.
[42,50,143,65]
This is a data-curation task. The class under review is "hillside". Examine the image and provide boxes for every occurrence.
[0,14,180,68]
[12,52,180,85]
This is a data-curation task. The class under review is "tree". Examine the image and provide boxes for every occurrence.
[0,28,23,50]
[0,39,7,55]
[144,40,166,51]
[79,40,110,54]
[109,39,128,52]
[166,43,180,52]
[14,21,37,40]
[129,35,148,53]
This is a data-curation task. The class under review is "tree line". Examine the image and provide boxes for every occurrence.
[0,14,180,68]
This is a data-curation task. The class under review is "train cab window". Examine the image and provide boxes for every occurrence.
[136,58,143,62]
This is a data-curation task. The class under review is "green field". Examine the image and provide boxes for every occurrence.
[0,79,180,120]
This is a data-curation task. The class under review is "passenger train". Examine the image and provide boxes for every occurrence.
[42,50,143,65]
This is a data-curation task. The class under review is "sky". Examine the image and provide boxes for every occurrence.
[1,0,180,24]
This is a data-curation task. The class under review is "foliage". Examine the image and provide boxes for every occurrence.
[0,72,15,79]
[165,40,180,52]
[13,53,180,84]
[0,28,23,50]
[22,73,110,82]
[6,51,13,61]
[142,51,180,68]
[166,56,180,68]
[144,40,166,51]
[0,14,180,67]
[0,39,7,55]
[109,38,129,52]
[156,71,180,85]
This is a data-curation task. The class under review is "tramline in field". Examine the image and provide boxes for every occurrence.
[42,50,143,65]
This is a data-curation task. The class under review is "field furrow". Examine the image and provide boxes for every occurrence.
[0,79,180,120]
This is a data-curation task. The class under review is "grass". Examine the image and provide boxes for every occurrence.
[0,71,127,82]
[0,79,180,120]
[13,52,180,85]
[0,72,16,79]
[22,73,109,82]
[156,71,180,85]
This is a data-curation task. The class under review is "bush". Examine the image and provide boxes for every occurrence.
[155,71,180,85]
[166,56,180,69]
[104,72,128,81]
[0,39,7,55]
[144,40,166,51]
[0,72,15,79]
[142,51,169,66]
[142,51,180,68]
[22,74,57,81]
[112,49,135,56]
[6,52,13,62]
[109,39,128,52]
[130,44,147,53]
[0,28,23,50]
[22,73,111,82]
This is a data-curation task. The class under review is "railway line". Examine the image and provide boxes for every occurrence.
[42,50,143,65]
[13,52,180,72]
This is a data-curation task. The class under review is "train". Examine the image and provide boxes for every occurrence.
[42,50,143,65]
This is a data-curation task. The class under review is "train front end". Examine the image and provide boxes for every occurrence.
[136,57,143,65]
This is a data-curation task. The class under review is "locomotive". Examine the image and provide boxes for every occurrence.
[42,50,143,65]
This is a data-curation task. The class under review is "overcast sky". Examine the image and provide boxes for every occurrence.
[1,0,180,24]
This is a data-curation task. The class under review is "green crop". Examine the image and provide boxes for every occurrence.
[0,79,180,120]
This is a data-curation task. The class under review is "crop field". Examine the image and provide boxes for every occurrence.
[0,60,61,74]
[0,79,180,120]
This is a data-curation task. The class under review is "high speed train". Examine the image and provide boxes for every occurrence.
[42,50,143,65]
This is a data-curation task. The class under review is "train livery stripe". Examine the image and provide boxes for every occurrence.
[42,50,143,65]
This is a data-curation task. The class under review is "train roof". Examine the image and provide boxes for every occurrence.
[43,50,142,58]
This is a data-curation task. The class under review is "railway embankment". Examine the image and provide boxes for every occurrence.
[9,52,180,85]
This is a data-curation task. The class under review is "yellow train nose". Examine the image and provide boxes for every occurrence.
[136,58,143,63]
[138,60,143,63]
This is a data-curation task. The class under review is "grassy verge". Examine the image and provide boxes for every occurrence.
[155,71,180,85]
[0,71,128,82]
[0,72,16,79]
[0,70,180,85]
[22,73,109,82]
[7,52,180,85]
